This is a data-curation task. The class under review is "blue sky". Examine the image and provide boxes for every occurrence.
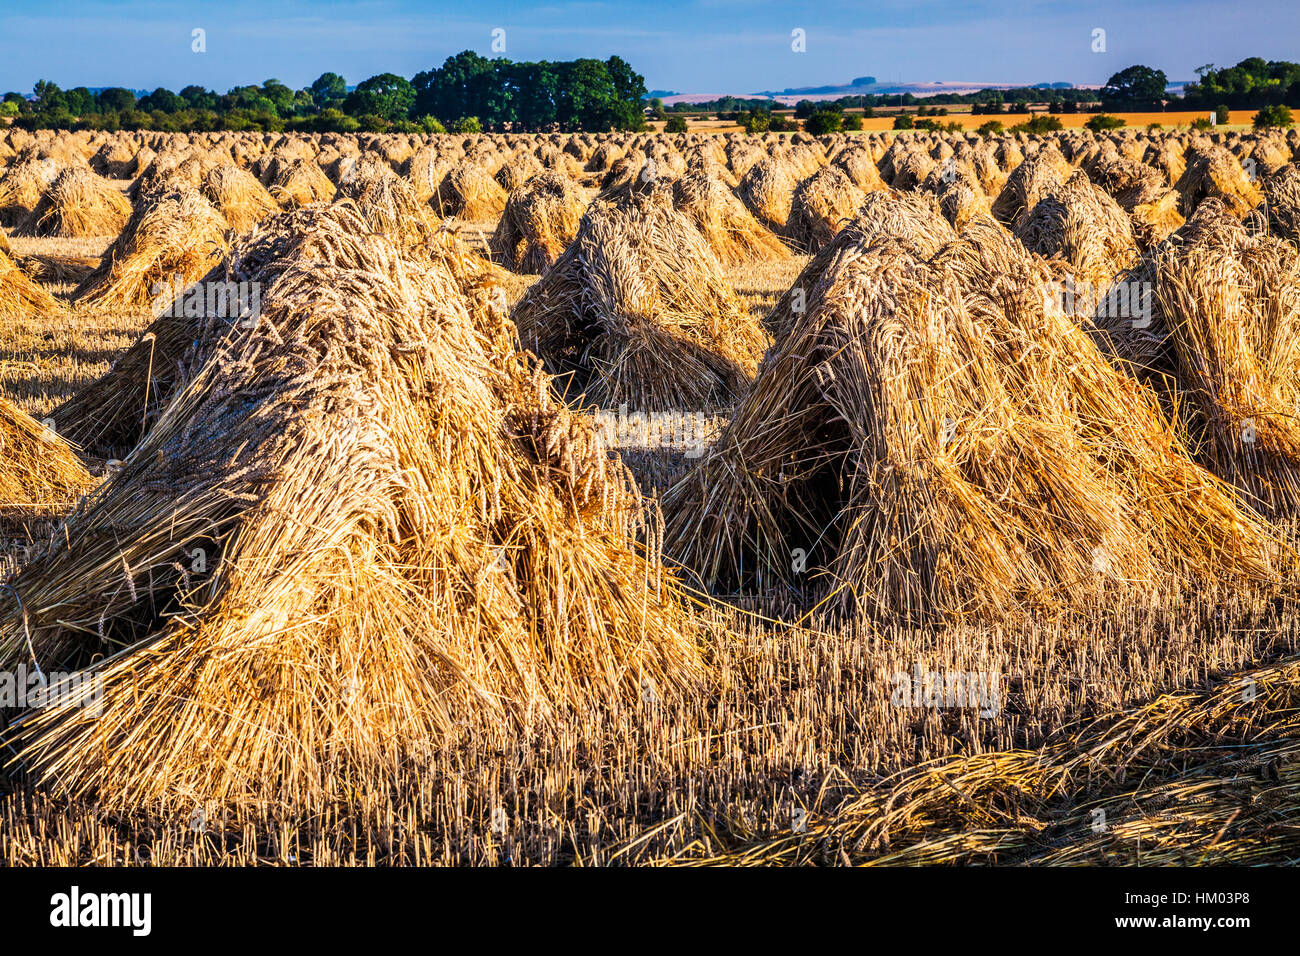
[1,0,1294,95]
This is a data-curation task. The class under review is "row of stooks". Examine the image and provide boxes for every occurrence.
[0,128,1298,821]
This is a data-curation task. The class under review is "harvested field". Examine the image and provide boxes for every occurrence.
[3,126,1300,873]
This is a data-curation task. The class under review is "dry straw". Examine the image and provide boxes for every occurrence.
[16,165,132,238]
[1174,145,1262,218]
[670,171,790,266]
[0,395,93,508]
[665,209,1283,622]
[0,203,703,814]
[0,245,64,322]
[201,164,280,234]
[785,165,868,253]
[512,188,769,410]
[435,161,508,220]
[73,188,230,309]
[490,171,586,274]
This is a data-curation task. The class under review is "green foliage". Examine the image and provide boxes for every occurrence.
[664,114,688,133]
[892,113,914,130]
[841,113,862,131]
[451,115,483,134]
[310,73,347,108]
[1216,104,1231,124]
[345,73,415,123]
[96,87,137,113]
[417,115,446,134]
[976,120,1004,136]
[0,101,17,117]
[741,109,771,134]
[804,109,843,134]
[767,113,795,132]
[1085,113,1127,131]
[1011,115,1065,134]
[1191,116,1214,130]
[1185,59,1300,109]
[1253,104,1294,128]
[1101,65,1168,109]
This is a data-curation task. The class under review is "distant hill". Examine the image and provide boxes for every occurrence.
[662,76,1085,106]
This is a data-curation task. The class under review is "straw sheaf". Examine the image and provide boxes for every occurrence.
[73,187,230,309]
[512,189,769,410]
[785,165,868,254]
[665,212,1283,622]
[16,166,132,238]
[0,246,64,322]
[1,207,702,812]
[201,164,281,234]
[0,395,94,508]
[670,171,790,266]
[489,171,587,274]
[1013,170,1139,302]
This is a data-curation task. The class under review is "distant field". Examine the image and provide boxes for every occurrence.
[654,110,1260,133]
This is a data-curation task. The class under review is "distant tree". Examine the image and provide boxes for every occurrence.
[976,120,1004,136]
[649,97,666,121]
[140,87,183,113]
[261,78,296,116]
[451,115,482,133]
[794,99,818,118]
[742,108,771,133]
[346,73,415,123]
[893,113,914,130]
[1215,104,1231,124]
[1253,104,1294,128]
[1101,65,1168,109]
[96,87,137,113]
[1012,115,1064,133]
[841,113,862,130]
[0,101,17,117]
[179,85,218,110]
[805,109,843,134]
[664,114,687,133]
[309,72,348,107]
[1085,113,1126,131]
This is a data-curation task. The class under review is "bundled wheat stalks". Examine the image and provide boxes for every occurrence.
[737,158,799,231]
[0,158,59,227]
[0,204,703,814]
[1146,201,1300,518]
[490,171,586,274]
[665,212,1282,621]
[435,161,507,220]
[1014,170,1139,310]
[1174,146,1262,218]
[0,246,63,321]
[512,189,769,410]
[269,158,336,208]
[337,156,436,248]
[670,171,790,266]
[785,165,867,253]
[201,164,280,234]
[0,396,93,508]
[16,166,131,238]
[74,188,230,309]
[990,145,1073,230]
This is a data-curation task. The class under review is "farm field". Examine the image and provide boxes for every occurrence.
[2,121,1300,868]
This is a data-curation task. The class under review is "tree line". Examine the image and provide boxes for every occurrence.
[0,51,648,133]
